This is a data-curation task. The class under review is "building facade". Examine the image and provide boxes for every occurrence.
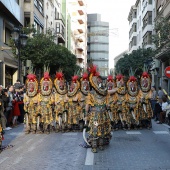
[67,0,87,70]
[128,0,155,53]
[87,13,109,77]
[152,0,170,95]
[0,0,24,86]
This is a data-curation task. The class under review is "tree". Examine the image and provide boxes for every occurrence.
[11,28,80,81]
[152,16,170,51]
[115,48,155,78]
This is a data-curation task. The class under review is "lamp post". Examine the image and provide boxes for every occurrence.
[11,27,28,82]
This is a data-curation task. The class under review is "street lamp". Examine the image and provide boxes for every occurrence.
[11,27,28,82]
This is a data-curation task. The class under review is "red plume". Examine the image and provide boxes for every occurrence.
[72,75,79,83]
[142,72,149,78]
[116,74,123,81]
[56,72,64,80]
[27,74,36,81]
[89,65,100,76]
[44,72,50,80]
[82,72,88,80]
[129,76,137,82]
[107,75,113,82]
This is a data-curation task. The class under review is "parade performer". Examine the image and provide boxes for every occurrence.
[79,72,90,131]
[38,70,54,133]
[84,65,112,153]
[138,70,153,129]
[115,74,128,129]
[24,72,39,134]
[54,71,68,132]
[67,75,81,131]
[126,72,140,129]
[106,75,118,130]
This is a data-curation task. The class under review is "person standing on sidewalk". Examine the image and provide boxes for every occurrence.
[158,87,164,102]
[150,86,157,119]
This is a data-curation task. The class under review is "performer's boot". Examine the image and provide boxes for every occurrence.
[61,124,65,133]
[32,123,37,134]
[98,138,104,150]
[55,123,60,133]
[91,139,97,153]
[25,124,31,134]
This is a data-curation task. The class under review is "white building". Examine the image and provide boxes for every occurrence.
[128,0,155,53]
[67,0,87,70]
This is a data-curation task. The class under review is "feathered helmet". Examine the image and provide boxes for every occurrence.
[115,73,126,95]
[40,66,52,96]
[106,75,116,90]
[89,64,106,96]
[140,64,151,92]
[26,67,38,97]
[67,74,80,97]
[80,72,90,95]
[127,68,138,96]
[54,71,67,95]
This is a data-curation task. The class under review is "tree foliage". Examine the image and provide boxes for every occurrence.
[10,28,80,81]
[115,48,155,78]
[152,16,170,51]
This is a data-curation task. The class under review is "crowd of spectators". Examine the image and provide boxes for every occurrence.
[151,86,170,125]
[0,80,26,132]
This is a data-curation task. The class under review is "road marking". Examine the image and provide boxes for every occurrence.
[153,131,169,134]
[28,146,35,152]
[0,157,9,164]
[13,156,23,165]
[85,148,94,165]
[62,133,78,136]
[162,123,170,128]
[126,131,141,134]
[14,146,23,152]
[26,138,33,144]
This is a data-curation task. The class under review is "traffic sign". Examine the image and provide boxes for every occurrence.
[164,66,170,78]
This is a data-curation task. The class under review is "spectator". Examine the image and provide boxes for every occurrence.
[13,79,21,91]
[5,85,14,128]
[158,86,164,101]
[157,96,168,124]
[0,89,9,130]
[150,86,157,118]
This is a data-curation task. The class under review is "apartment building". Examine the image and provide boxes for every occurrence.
[67,0,87,70]
[128,0,155,53]
[87,14,109,77]
[153,0,170,94]
[0,0,24,86]
[114,50,128,68]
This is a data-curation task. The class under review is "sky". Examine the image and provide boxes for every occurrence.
[86,0,136,69]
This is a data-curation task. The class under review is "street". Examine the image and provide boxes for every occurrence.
[1,121,170,170]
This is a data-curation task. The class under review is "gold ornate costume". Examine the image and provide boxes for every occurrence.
[24,73,39,133]
[85,65,111,153]
[38,72,54,133]
[54,72,68,132]
[67,75,81,130]
[138,71,153,129]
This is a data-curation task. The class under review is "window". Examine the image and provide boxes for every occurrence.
[148,0,152,4]
[16,0,19,4]
[5,27,11,45]
[56,22,60,33]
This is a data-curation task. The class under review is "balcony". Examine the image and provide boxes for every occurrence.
[78,0,84,6]
[55,13,65,26]
[76,43,84,51]
[78,18,84,24]
[76,54,84,59]
[77,25,84,33]
[78,8,84,15]
[55,21,65,43]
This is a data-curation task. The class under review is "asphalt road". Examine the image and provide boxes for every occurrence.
[0,120,170,170]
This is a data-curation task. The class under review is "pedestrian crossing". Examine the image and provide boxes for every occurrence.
[110,130,170,135]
